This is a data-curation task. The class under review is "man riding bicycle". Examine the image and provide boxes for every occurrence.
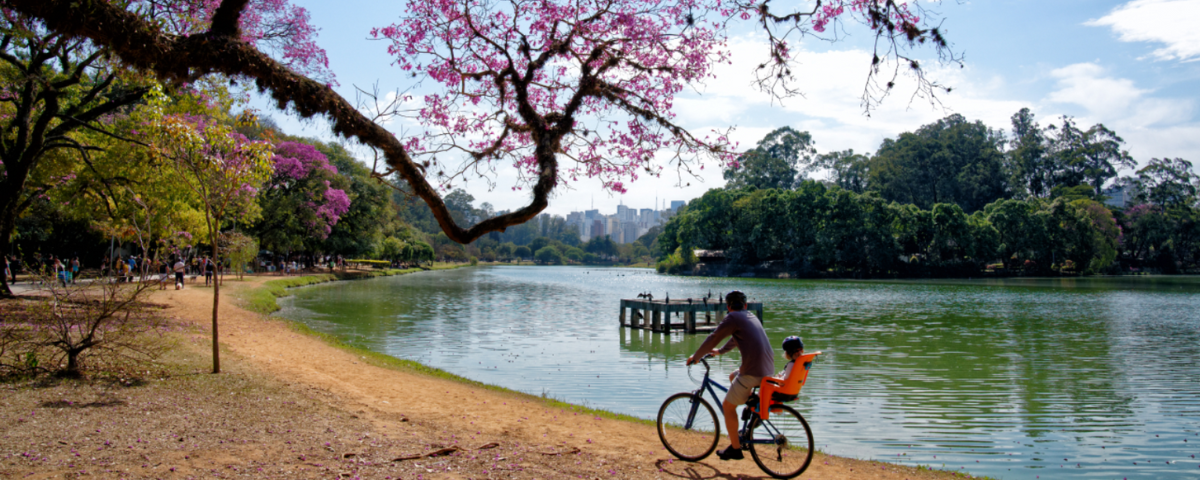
[686,290,773,460]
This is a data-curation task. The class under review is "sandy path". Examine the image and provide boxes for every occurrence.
[157,274,959,480]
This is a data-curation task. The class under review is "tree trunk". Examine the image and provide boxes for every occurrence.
[0,204,17,297]
[62,350,82,378]
[211,242,221,373]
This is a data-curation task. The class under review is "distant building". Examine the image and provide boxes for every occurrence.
[640,208,656,224]
[1103,184,1131,208]
[590,220,605,239]
[606,216,621,242]
[567,212,586,240]
[670,200,686,212]
[622,221,640,243]
[616,204,631,222]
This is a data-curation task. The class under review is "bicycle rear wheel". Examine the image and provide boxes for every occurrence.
[747,404,814,479]
[657,392,720,461]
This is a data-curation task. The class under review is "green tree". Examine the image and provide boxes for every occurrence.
[529,236,552,254]
[1135,158,1198,208]
[813,150,870,193]
[583,235,618,257]
[252,141,350,255]
[1007,108,1053,198]
[985,199,1047,271]
[1047,117,1135,197]
[316,141,399,257]
[869,114,1009,213]
[0,16,149,296]
[534,245,563,264]
[379,236,406,261]
[723,127,815,190]
[495,242,515,261]
[147,96,274,374]
[564,246,585,262]
[513,245,532,261]
[812,191,898,277]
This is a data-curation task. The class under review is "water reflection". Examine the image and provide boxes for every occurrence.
[278,266,1200,480]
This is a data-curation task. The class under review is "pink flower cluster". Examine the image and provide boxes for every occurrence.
[273,141,338,180]
[270,142,349,239]
[371,0,742,193]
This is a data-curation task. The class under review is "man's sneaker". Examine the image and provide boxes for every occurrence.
[716,446,744,461]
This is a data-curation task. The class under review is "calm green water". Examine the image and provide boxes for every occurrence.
[277,266,1200,479]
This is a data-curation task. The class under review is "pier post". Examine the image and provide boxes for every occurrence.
[685,311,696,333]
[651,306,662,332]
[619,301,626,327]
[632,308,642,328]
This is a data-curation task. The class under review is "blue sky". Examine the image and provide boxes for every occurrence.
[254,0,1200,216]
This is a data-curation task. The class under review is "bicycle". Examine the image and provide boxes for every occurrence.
[656,353,819,479]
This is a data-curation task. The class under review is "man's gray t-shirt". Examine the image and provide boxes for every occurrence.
[694,310,774,378]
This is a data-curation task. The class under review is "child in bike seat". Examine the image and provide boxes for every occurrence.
[729,335,804,385]
[776,336,804,381]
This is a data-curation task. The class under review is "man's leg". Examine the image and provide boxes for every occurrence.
[723,400,741,449]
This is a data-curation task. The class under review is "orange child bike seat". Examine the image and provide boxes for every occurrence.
[758,351,821,420]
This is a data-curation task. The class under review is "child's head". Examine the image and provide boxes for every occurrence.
[782,336,804,360]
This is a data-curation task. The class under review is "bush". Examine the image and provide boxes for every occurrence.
[469,256,479,266]
[656,247,697,274]
[1,277,169,378]
[534,246,563,264]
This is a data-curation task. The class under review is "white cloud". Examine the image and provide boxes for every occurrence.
[1043,62,1199,163]
[1046,63,1150,118]
[1087,0,1200,61]
[1046,62,1193,125]
[676,36,1028,154]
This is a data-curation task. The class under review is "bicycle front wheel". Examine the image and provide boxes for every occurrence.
[657,392,720,461]
[747,404,814,479]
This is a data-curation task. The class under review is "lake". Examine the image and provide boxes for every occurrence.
[277,266,1200,480]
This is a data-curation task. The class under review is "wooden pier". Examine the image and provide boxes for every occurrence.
[619,298,763,334]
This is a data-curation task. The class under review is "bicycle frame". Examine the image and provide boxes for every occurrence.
[686,356,773,447]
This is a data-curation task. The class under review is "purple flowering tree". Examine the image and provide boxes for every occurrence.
[146,99,275,374]
[0,0,332,297]
[7,0,956,246]
[253,141,351,254]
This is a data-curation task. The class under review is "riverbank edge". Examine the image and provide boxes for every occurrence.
[233,268,995,480]
[232,266,657,427]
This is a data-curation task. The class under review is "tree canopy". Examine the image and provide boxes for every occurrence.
[5,0,959,249]
[723,127,816,191]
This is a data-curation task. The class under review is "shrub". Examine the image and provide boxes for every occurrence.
[1,277,169,378]
[534,246,563,264]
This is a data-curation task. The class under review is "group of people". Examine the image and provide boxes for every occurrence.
[2,254,81,286]
[259,254,347,275]
[155,255,221,289]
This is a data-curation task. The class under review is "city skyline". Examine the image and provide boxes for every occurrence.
[540,199,688,244]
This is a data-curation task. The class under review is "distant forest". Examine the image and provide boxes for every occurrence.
[657,110,1200,277]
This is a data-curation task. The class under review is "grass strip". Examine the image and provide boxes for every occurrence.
[234,267,653,426]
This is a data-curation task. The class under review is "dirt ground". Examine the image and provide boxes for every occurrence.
[1,274,977,479]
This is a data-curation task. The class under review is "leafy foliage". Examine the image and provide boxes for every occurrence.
[723,127,816,191]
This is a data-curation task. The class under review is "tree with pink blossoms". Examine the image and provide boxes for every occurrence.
[9,0,957,246]
[0,0,332,298]
[144,89,275,374]
[253,140,352,254]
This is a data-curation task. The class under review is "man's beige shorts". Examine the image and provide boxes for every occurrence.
[725,373,762,406]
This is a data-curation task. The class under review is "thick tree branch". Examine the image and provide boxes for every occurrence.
[7,0,538,243]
